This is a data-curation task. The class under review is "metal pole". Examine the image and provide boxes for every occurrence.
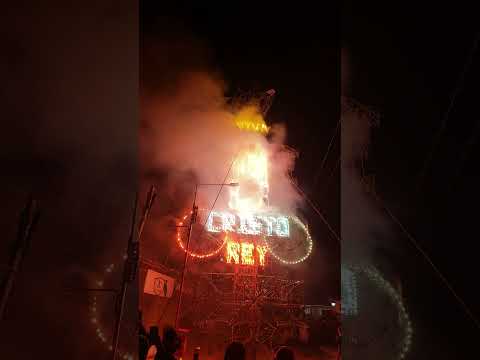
[0,198,39,320]
[138,186,156,240]
[175,184,198,329]
[0,252,23,319]
[111,193,138,360]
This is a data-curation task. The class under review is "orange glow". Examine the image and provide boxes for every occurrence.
[241,242,255,265]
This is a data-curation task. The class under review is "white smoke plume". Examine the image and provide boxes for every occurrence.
[141,71,302,214]
[341,47,390,265]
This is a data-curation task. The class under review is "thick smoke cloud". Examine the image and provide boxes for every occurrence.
[141,74,302,213]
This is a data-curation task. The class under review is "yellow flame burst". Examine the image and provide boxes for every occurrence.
[233,105,269,135]
[229,144,269,212]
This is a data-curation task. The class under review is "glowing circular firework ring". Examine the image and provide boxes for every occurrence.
[176,209,228,259]
[262,216,313,265]
[89,254,135,360]
[345,265,413,360]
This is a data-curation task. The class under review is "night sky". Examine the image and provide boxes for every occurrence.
[344,2,480,358]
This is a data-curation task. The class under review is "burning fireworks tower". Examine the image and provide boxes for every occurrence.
[168,89,314,356]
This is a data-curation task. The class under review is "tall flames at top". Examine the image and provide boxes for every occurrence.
[228,102,271,213]
[229,143,269,212]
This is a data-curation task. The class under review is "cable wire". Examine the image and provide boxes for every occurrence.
[314,119,341,186]
[196,155,237,246]
[416,31,480,191]
[367,179,480,332]
[452,116,480,187]
[290,180,341,244]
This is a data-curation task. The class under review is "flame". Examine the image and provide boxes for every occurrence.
[233,105,269,134]
[229,144,269,212]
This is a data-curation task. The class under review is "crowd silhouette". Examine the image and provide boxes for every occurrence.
[139,322,299,360]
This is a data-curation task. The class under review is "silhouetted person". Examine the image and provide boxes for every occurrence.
[149,326,162,348]
[193,346,200,360]
[336,325,342,360]
[274,346,295,360]
[139,311,149,360]
[224,342,246,360]
[145,326,164,360]
[155,326,182,360]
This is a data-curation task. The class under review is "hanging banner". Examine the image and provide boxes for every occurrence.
[144,269,175,298]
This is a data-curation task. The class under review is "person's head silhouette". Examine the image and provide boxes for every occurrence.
[224,341,246,360]
[274,346,295,360]
[162,326,182,354]
[149,326,159,338]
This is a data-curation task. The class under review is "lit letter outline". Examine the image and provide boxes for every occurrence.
[241,242,255,265]
[257,245,268,266]
[206,211,223,233]
[226,240,240,264]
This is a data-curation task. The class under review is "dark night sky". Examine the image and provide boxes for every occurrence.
[344,2,480,358]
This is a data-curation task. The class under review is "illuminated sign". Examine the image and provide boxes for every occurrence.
[206,211,289,237]
[226,239,268,266]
